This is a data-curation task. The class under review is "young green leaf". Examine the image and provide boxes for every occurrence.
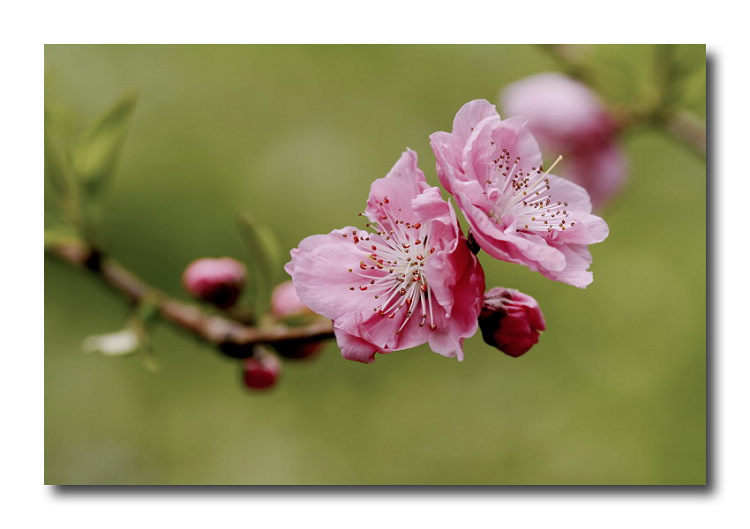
[45,109,83,230]
[252,223,283,285]
[237,212,283,315]
[72,92,137,195]
[45,111,74,196]
[44,225,81,248]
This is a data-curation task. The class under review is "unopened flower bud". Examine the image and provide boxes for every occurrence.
[270,281,312,319]
[478,288,546,357]
[182,257,246,308]
[242,350,281,390]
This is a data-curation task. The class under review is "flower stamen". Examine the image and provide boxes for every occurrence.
[346,214,437,336]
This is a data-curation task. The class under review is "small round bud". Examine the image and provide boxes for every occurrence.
[242,352,281,390]
[182,257,246,308]
[270,280,312,319]
[478,288,546,357]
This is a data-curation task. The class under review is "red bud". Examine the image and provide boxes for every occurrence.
[478,288,546,357]
[183,257,246,308]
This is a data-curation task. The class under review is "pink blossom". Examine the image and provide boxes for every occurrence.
[182,257,247,308]
[478,288,545,357]
[271,280,313,319]
[285,150,485,363]
[500,73,627,207]
[429,99,609,288]
[563,143,627,209]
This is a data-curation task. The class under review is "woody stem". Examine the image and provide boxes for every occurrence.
[46,239,335,354]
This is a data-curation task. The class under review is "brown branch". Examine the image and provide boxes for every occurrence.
[47,240,335,355]
[611,106,706,157]
[662,109,706,156]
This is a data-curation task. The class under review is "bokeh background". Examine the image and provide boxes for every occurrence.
[44,45,706,485]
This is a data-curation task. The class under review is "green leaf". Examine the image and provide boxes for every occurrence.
[44,225,81,248]
[253,223,283,283]
[588,44,656,106]
[45,101,81,139]
[134,295,161,324]
[45,109,82,229]
[45,109,76,200]
[237,212,284,314]
[71,92,137,195]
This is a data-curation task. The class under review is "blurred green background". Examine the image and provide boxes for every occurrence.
[44,45,706,485]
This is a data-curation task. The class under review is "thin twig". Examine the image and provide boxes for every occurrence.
[47,240,335,354]
[662,109,706,155]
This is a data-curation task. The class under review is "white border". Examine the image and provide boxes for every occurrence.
[4,0,746,527]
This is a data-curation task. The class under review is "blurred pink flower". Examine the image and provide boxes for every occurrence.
[271,280,313,319]
[285,149,485,363]
[430,99,608,288]
[500,72,627,207]
[564,143,627,209]
[478,288,546,357]
[182,257,246,308]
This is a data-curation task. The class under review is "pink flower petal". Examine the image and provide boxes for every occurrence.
[332,321,380,364]
[500,73,627,208]
[540,243,594,288]
[286,150,485,362]
[452,99,500,142]
[431,99,609,288]
[285,227,380,321]
[563,144,628,208]
[365,149,429,232]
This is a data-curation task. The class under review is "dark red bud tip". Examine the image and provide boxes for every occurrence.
[242,354,281,390]
[466,230,481,255]
[478,287,546,358]
[219,341,254,359]
[271,339,325,360]
[183,257,247,308]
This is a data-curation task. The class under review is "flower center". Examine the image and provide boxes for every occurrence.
[342,198,438,336]
[487,153,575,234]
